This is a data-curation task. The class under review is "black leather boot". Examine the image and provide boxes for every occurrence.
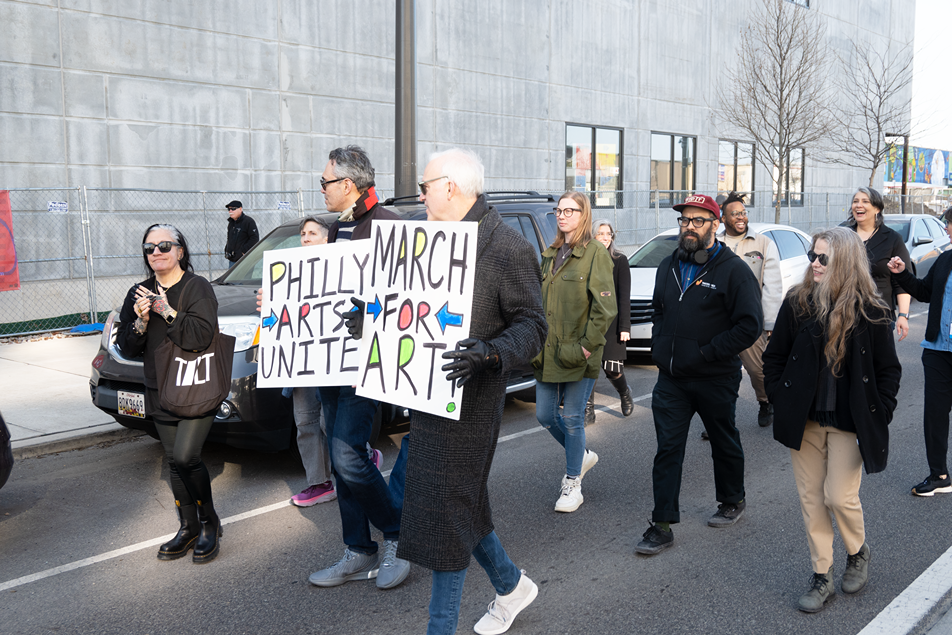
[193,500,222,564]
[608,373,634,416]
[585,390,596,427]
[157,501,199,561]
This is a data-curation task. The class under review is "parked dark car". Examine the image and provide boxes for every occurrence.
[89,193,557,451]
[0,410,13,490]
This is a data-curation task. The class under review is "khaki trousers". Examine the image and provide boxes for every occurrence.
[789,420,866,573]
[738,331,768,402]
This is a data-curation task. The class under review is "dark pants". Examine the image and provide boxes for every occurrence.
[650,371,745,523]
[154,416,216,506]
[318,385,403,555]
[922,348,952,476]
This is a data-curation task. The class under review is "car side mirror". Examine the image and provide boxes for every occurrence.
[914,236,934,246]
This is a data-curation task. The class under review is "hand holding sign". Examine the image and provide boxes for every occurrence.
[441,338,499,387]
[344,297,365,339]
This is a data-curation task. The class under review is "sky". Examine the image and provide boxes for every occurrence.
[910,0,952,150]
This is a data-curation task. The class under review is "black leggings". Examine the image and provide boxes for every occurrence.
[154,416,215,507]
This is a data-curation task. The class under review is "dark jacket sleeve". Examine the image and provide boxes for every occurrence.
[887,231,912,301]
[650,259,669,342]
[167,276,218,353]
[762,298,797,399]
[869,310,902,422]
[700,264,762,362]
[237,217,259,257]
[116,283,148,358]
[614,253,631,334]
[489,237,548,374]
[893,263,935,303]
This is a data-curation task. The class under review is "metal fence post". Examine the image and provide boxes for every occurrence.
[298,188,305,218]
[654,193,660,235]
[201,191,213,279]
[80,185,99,322]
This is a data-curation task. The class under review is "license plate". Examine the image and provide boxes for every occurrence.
[118,390,146,419]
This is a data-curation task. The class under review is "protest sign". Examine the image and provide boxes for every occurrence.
[256,241,371,387]
[0,191,19,292]
[355,220,476,420]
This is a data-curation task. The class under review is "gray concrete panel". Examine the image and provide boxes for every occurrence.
[107,122,249,169]
[425,66,549,118]
[279,0,393,58]
[278,44,394,99]
[66,119,108,165]
[430,108,548,153]
[60,0,279,40]
[312,98,393,139]
[67,165,111,187]
[0,114,65,163]
[0,1,60,66]
[280,94,311,133]
[60,12,279,89]
[547,1,634,92]
[107,76,249,128]
[252,131,281,171]
[63,72,106,118]
[250,90,280,131]
[0,163,68,188]
[0,63,61,115]
[108,166,251,191]
[280,132,312,172]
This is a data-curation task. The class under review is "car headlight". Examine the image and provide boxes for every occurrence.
[218,315,260,352]
[102,310,119,349]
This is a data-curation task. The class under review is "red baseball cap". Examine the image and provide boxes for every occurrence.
[673,194,721,219]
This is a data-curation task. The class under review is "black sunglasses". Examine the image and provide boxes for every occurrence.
[143,241,181,254]
[418,175,449,195]
[320,176,346,189]
[807,250,829,266]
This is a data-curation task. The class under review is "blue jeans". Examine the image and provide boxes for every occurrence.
[319,385,401,555]
[427,531,522,635]
[535,377,596,477]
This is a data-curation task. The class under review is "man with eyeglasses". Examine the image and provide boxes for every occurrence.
[635,194,762,556]
[306,146,411,591]
[719,191,782,428]
[224,200,258,266]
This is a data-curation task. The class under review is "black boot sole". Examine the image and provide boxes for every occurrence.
[192,526,223,564]
[157,536,198,561]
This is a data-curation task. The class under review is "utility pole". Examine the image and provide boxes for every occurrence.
[394,0,417,199]
[886,132,910,214]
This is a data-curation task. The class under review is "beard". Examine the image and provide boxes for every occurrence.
[679,223,714,253]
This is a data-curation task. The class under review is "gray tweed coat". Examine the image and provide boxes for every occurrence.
[396,196,547,571]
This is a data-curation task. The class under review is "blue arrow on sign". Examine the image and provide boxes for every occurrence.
[262,309,278,330]
[436,301,463,334]
[366,295,383,322]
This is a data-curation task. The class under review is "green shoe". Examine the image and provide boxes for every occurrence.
[798,566,835,613]
[841,543,870,594]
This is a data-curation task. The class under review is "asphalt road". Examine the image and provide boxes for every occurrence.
[2,305,951,635]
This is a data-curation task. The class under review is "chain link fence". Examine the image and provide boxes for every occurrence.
[2,186,949,336]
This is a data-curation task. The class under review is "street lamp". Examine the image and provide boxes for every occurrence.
[885,132,909,214]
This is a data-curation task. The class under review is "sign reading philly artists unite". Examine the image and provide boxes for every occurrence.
[355,220,476,421]
[255,220,477,421]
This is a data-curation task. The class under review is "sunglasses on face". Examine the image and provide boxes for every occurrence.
[418,175,449,195]
[143,241,181,255]
[320,176,346,189]
[807,250,829,266]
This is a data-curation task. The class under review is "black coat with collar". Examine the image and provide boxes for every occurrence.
[762,297,902,474]
[893,250,952,343]
[852,223,911,314]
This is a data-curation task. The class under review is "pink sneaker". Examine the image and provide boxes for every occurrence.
[291,481,337,507]
[371,448,383,471]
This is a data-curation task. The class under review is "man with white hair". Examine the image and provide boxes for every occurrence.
[398,149,548,634]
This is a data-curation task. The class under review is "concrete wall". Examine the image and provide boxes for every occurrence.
[0,0,915,198]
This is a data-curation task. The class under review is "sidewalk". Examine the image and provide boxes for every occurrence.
[0,333,143,459]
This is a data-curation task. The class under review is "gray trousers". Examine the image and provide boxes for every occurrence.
[292,387,333,485]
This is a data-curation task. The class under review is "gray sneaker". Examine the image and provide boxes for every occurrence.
[308,548,378,587]
[376,539,410,589]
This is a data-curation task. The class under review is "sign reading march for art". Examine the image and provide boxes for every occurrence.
[257,241,372,387]
[356,220,476,420]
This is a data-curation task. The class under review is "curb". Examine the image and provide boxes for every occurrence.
[12,427,147,461]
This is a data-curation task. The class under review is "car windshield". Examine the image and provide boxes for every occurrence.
[218,224,303,285]
[883,220,910,241]
[628,235,678,268]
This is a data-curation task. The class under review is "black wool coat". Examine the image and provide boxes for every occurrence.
[603,251,632,362]
[893,250,952,342]
[396,197,547,571]
[762,298,902,474]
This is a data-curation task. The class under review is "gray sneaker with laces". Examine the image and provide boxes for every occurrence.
[376,539,410,589]
[308,548,378,587]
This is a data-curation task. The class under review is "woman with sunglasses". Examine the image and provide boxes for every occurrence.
[847,187,912,340]
[763,227,901,613]
[116,224,225,564]
[587,220,633,424]
[533,192,617,513]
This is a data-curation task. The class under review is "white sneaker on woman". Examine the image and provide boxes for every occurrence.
[474,572,539,634]
[554,475,583,512]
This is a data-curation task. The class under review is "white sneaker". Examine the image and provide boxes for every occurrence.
[554,475,583,512]
[473,571,539,635]
[580,449,598,480]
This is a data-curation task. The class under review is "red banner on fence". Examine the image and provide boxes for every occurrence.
[0,190,20,292]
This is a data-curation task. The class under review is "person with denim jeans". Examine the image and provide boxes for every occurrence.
[533,191,617,514]
[391,149,547,635]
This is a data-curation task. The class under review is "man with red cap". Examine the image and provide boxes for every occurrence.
[635,194,763,556]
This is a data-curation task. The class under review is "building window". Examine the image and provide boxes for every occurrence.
[717,140,756,204]
[565,124,623,207]
[773,147,804,206]
[650,133,696,207]
[786,0,809,6]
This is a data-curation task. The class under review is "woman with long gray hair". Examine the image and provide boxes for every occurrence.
[763,227,901,612]
[587,220,633,423]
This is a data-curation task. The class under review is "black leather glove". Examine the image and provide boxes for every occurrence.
[441,338,500,387]
[343,297,365,339]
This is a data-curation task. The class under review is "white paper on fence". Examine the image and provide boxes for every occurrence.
[355,220,477,420]
[256,241,371,388]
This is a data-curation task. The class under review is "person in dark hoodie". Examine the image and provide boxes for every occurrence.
[635,194,762,556]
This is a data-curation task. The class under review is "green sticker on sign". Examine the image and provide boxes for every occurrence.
[446,402,456,413]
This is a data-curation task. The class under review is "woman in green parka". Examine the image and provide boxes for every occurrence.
[533,191,617,513]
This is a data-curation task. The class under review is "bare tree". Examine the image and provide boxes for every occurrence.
[828,39,914,188]
[719,0,834,223]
